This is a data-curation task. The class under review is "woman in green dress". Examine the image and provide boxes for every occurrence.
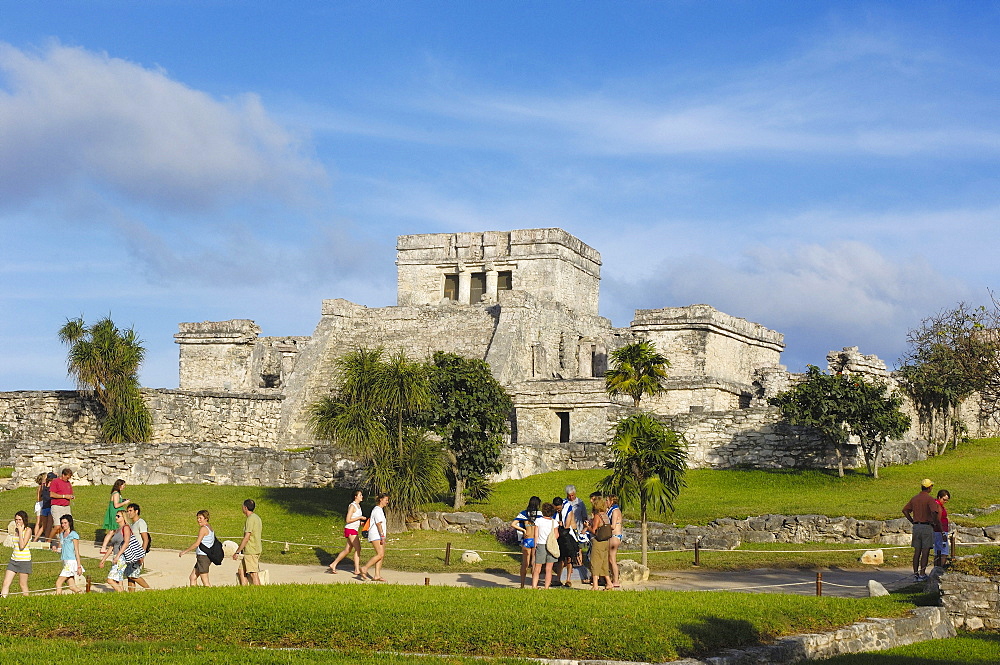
[99,479,129,554]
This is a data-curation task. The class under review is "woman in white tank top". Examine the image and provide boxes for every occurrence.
[329,490,365,575]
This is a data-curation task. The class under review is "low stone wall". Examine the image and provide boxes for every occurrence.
[940,572,1000,631]
[632,515,1000,551]
[671,607,953,665]
[8,441,359,489]
[0,389,285,450]
[403,510,1000,553]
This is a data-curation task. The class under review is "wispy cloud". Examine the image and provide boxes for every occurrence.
[302,26,1000,159]
[0,41,326,212]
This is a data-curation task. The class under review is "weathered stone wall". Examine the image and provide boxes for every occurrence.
[665,407,928,470]
[174,320,261,390]
[628,514,1000,551]
[0,390,285,449]
[940,572,1000,631]
[496,440,611,481]
[396,228,602,316]
[8,441,359,489]
[631,304,785,386]
[642,378,748,415]
[278,298,504,444]
[671,607,953,665]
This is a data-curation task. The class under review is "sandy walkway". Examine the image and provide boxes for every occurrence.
[72,540,913,597]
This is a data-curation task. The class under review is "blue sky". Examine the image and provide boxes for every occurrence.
[2,2,999,390]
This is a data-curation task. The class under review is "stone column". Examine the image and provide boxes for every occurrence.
[485,269,499,303]
[458,266,472,305]
[578,340,593,378]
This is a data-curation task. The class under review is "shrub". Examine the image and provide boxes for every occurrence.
[950,549,1000,576]
[493,525,519,548]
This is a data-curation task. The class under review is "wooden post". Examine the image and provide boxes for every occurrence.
[694,538,701,567]
[950,532,956,561]
[445,542,452,566]
[816,572,822,597]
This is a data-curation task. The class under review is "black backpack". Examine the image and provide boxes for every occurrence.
[200,537,225,565]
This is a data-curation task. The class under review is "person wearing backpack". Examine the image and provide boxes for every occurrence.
[530,502,559,589]
[125,503,152,591]
[179,510,217,587]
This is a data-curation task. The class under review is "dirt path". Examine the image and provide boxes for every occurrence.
[74,541,913,597]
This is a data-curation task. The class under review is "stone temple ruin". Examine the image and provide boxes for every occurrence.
[172,229,797,473]
[0,228,961,486]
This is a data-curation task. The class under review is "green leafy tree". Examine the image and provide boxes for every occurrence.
[898,302,1000,454]
[605,340,670,407]
[309,348,446,528]
[425,352,513,509]
[769,366,853,477]
[844,379,911,478]
[769,366,910,478]
[58,316,152,443]
[597,413,687,567]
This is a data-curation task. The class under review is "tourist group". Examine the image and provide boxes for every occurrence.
[2,469,264,597]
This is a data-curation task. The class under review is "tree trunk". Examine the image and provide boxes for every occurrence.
[453,475,466,510]
[861,439,875,477]
[386,507,407,534]
[640,502,648,568]
[873,447,881,480]
[834,445,844,477]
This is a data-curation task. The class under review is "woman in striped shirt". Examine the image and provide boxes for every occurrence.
[2,510,34,597]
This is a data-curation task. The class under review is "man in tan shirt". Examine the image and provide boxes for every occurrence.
[902,478,942,581]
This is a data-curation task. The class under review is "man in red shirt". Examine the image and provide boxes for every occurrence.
[902,478,942,582]
[48,468,75,548]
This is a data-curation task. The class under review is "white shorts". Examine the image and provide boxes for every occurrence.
[59,560,82,578]
[934,531,950,556]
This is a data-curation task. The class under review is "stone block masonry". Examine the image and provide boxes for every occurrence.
[0,389,284,450]
[670,607,953,665]
[940,572,1000,631]
[9,441,360,489]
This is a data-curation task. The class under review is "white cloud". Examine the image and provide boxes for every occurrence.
[0,42,324,211]
[602,241,970,368]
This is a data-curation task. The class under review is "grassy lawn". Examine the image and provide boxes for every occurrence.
[0,638,536,665]
[0,584,918,662]
[815,631,1000,664]
[0,439,995,573]
[450,437,1000,525]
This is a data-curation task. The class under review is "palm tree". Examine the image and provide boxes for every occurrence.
[598,413,686,567]
[309,347,445,528]
[605,341,670,408]
[58,316,152,443]
[376,350,432,456]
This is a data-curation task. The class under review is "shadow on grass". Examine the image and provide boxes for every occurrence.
[678,616,761,657]
[311,547,335,566]
[261,486,349,518]
[727,465,873,479]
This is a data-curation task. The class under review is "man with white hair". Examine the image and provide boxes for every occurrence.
[564,485,590,583]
